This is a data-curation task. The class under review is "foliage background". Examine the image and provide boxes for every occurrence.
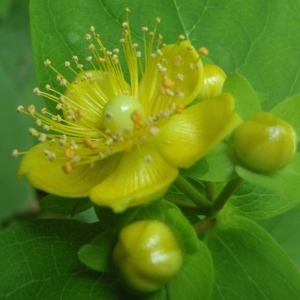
[1,0,300,297]
[0,0,36,226]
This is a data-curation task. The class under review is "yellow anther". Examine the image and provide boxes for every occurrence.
[27,105,36,115]
[176,104,185,114]
[83,137,98,150]
[97,57,106,63]
[75,110,84,120]
[65,149,75,158]
[62,162,72,174]
[198,47,209,56]
[163,78,175,88]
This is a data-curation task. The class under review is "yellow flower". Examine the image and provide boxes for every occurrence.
[16,10,240,213]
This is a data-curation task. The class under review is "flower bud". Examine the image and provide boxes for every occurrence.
[113,220,183,293]
[234,112,296,173]
[197,64,226,101]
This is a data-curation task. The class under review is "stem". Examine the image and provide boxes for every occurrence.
[212,177,243,211]
[174,177,212,211]
[193,217,217,234]
[165,197,208,214]
[204,181,214,201]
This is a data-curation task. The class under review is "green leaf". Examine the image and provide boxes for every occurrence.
[120,199,179,226]
[78,231,116,273]
[0,0,36,223]
[0,219,122,299]
[165,208,199,255]
[236,152,300,204]
[259,202,300,268]
[40,194,92,216]
[167,241,214,300]
[0,0,12,20]
[204,214,300,299]
[271,94,300,142]
[226,182,297,220]
[223,72,261,120]
[180,142,236,182]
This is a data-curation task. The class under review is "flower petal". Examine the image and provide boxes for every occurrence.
[138,40,204,115]
[89,145,178,213]
[154,93,242,168]
[18,142,121,197]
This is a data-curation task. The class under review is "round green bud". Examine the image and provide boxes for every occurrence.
[102,95,145,134]
[113,220,183,293]
[197,64,226,101]
[234,112,296,173]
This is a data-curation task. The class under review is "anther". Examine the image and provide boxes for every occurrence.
[176,73,184,81]
[63,162,72,174]
[44,59,51,66]
[71,155,81,163]
[38,133,47,142]
[83,137,98,150]
[56,103,62,110]
[75,110,84,120]
[88,44,95,50]
[12,149,19,157]
[17,105,24,113]
[176,104,185,114]
[70,140,78,150]
[163,78,175,88]
[198,47,209,56]
[27,105,36,115]
[149,126,159,136]
[33,88,41,95]
[65,149,75,158]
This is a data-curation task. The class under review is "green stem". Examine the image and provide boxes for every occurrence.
[165,197,208,214]
[212,177,243,211]
[193,217,217,234]
[204,181,214,201]
[174,177,212,211]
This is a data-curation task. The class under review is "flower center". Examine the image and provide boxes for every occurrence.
[102,94,145,135]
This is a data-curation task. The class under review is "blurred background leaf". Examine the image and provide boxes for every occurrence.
[0,0,37,226]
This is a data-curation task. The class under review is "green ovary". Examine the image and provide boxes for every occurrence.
[102,95,145,134]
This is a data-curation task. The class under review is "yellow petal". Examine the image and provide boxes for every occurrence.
[18,142,121,197]
[138,40,204,115]
[89,145,178,213]
[155,93,242,168]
